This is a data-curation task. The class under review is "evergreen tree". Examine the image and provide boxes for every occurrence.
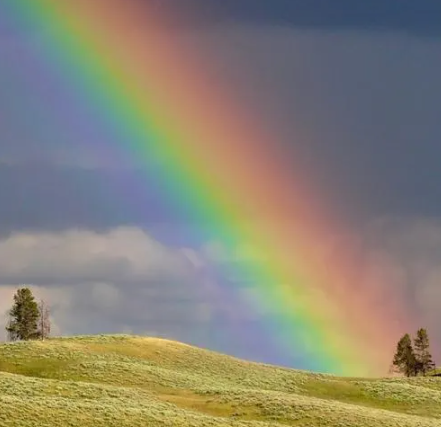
[414,328,435,376]
[5,287,40,341]
[392,333,417,377]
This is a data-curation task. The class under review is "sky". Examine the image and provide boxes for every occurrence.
[0,1,441,369]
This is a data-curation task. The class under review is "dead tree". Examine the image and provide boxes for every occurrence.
[38,299,51,340]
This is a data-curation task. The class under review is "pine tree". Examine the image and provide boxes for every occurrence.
[38,299,51,341]
[393,333,417,377]
[5,287,40,341]
[414,328,435,376]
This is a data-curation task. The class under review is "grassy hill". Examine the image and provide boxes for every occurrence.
[0,335,440,426]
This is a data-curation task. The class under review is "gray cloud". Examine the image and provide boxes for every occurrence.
[0,226,195,285]
[2,1,441,37]
[187,27,441,223]
[1,29,441,233]
[101,1,441,37]
[0,163,175,233]
[0,227,215,343]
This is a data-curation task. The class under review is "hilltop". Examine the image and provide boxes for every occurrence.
[0,335,440,426]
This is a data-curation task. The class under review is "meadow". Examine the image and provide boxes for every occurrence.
[0,335,440,426]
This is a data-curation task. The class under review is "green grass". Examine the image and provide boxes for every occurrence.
[0,335,440,426]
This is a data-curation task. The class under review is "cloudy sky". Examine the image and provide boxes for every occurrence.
[1,1,441,369]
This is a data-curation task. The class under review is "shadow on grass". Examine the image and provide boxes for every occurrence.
[0,358,72,380]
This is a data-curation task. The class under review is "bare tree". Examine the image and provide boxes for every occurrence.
[38,299,51,341]
[6,315,18,341]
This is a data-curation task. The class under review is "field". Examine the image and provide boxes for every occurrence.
[0,335,440,426]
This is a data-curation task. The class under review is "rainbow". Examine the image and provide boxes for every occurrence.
[2,0,409,376]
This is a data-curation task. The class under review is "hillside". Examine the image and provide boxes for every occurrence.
[0,335,440,426]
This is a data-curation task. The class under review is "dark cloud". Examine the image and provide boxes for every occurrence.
[2,1,441,38]
[2,29,441,234]
[0,163,180,233]
[157,0,441,37]
[186,27,441,224]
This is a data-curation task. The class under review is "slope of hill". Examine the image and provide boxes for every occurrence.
[0,335,440,426]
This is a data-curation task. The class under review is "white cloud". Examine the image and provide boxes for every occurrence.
[0,227,211,342]
[0,227,193,285]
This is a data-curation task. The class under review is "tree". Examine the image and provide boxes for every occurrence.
[414,328,435,376]
[392,333,417,377]
[38,299,51,341]
[5,287,40,341]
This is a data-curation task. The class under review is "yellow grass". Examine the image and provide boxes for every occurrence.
[0,335,440,426]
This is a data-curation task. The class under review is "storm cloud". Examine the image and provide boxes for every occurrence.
[1,28,441,229]
[119,1,441,37]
